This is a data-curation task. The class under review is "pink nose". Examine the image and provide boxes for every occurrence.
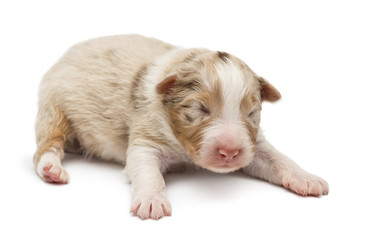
[218,148,240,161]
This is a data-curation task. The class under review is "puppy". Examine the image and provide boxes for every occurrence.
[34,35,329,220]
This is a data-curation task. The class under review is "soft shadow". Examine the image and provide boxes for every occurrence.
[164,168,256,197]
[62,152,123,171]
[62,153,130,185]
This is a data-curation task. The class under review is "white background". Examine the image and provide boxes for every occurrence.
[1,0,367,239]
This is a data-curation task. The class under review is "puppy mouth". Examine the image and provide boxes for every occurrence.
[195,156,249,173]
[199,162,244,173]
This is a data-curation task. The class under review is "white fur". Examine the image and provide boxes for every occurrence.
[215,60,247,120]
[37,152,69,184]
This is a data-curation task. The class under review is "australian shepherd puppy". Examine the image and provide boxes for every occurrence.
[34,35,329,220]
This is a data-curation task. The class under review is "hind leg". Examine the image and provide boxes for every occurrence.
[34,105,71,184]
[36,152,69,183]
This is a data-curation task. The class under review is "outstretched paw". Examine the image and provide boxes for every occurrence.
[130,193,172,220]
[283,171,329,197]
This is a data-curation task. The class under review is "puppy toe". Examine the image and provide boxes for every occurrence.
[283,172,329,197]
[131,193,172,220]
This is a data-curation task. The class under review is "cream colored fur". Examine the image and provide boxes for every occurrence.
[34,34,329,220]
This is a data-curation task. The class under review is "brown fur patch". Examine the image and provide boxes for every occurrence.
[168,107,212,156]
[240,93,261,147]
[258,77,281,102]
[161,74,204,106]
[240,93,261,114]
[156,75,177,94]
[245,121,259,146]
[34,108,71,164]
[217,51,230,63]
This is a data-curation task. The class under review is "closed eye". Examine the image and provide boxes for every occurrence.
[181,103,210,115]
[248,108,259,118]
[199,104,210,115]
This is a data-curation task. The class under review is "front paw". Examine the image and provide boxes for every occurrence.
[130,192,172,220]
[282,171,329,197]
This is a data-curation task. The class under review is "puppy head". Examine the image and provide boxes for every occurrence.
[157,51,280,173]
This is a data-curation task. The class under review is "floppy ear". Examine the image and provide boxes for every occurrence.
[258,77,281,102]
[156,75,177,94]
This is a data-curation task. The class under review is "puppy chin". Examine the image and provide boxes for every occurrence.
[200,164,243,174]
[194,155,252,174]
